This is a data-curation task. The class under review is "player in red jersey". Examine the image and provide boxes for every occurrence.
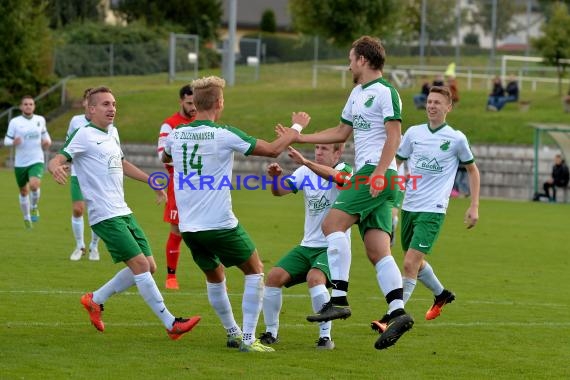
[157,85,197,289]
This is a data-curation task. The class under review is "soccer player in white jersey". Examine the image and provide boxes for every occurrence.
[373,87,479,333]
[48,86,201,339]
[67,88,102,261]
[260,144,352,350]
[4,95,51,229]
[162,75,310,353]
[293,36,414,350]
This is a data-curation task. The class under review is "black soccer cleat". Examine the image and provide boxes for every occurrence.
[374,309,414,350]
[307,301,352,322]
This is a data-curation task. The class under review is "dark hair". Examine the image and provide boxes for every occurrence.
[179,84,193,99]
[21,95,34,102]
[429,86,453,104]
[352,36,386,71]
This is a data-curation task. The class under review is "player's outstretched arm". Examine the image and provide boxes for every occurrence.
[296,123,352,145]
[48,154,70,185]
[252,125,299,158]
[123,159,167,204]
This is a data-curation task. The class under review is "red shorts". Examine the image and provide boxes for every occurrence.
[163,173,179,224]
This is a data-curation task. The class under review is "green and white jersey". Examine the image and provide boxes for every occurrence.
[396,123,474,213]
[287,162,353,247]
[66,115,118,177]
[4,114,50,167]
[164,120,256,232]
[67,115,90,140]
[60,123,130,225]
[341,78,402,171]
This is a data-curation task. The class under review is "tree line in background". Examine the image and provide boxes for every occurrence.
[1,0,570,109]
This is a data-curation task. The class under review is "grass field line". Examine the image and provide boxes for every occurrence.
[2,289,568,309]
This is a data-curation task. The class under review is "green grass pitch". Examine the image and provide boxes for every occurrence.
[0,169,569,379]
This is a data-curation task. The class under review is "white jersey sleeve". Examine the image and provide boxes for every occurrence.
[157,123,173,161]
[4,119,16,146]
[456,131,475,163]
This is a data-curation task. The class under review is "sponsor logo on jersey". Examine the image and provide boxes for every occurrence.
[308,195,331,215]
[353,115,371,130]
[108,154,122,174]
[415,156,443,173]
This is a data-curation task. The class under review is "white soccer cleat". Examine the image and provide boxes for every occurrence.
[70,247,85,261]
[89,247,100,261]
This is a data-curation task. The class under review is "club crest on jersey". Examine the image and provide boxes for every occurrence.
[415,156,443,173]
[364,95,375,108]
[440,140,451,151]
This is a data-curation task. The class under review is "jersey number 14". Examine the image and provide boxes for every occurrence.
[182,143,203,175]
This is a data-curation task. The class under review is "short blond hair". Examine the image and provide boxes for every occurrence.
[191,76,226,111]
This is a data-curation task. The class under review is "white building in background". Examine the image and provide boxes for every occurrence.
[452,0,544,51]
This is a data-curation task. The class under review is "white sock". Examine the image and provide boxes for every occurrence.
[207,279,240,333]
[30,189,40,209]
[134,272,175,329]
[375,256,405,313]
[93,267,135,304]
[242,273,264,345]
[19,194,30,220]
[402,277,417,304]
[418,262,444,296]
[71,216,85,249]
[309,284,332,338]
[262,286,282,337]
[326,231,352,297]
[392,216,399,232]
[89,230,100,250]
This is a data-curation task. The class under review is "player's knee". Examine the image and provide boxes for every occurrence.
[306,269,326,287]
[266,267,288,287]
[29,178,41,191]
[149,261,157,274]
[72,203,84,217]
